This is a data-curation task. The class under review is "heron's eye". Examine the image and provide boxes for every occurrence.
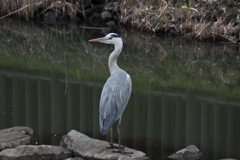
[109,37,113,40]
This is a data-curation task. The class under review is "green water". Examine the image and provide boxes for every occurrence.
[0,18,240,160]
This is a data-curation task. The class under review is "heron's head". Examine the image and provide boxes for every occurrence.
[89,33,122,45]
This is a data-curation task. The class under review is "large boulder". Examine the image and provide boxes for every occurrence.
[0,145,71,160]
[61,130,149,160]
[168,145,202,159]
[0,126,33,151]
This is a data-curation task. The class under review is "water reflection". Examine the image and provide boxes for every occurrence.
[0,18,240,160]
[0,70,240,160]
[1,18,240,100]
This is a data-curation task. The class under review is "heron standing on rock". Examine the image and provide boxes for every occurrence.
[89,33,132,154]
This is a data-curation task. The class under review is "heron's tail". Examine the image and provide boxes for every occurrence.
[99,114,115,135]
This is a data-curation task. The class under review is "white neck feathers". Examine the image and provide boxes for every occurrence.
[108,40,123,75]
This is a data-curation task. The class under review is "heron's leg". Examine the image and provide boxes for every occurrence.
[117,117,122,150]
[110,127,113,146]
[107,126,124,149]
[114,117,133,155]
[107,128,118,149]
[109,128,114,148]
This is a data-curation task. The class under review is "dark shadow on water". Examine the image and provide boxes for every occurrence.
[0,69,240,160]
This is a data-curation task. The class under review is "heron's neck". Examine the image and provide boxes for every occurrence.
[109,42,122,75]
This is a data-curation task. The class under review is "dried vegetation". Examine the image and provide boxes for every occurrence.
[0,0,78,20]
[120,0,240,42]
[0,0,240,42]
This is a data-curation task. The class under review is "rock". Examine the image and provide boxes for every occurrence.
[0,126,33,151]
[184,32,193,39]
[93,5,104,12]
[84,8,93,16]
[203,2,217,13]
[93,12,100,19]
[236,19,240,23]
[168,29,177,37]
[104,2,119,13]
[174,9,181,20]
[81,0,92,9]
[101,11,113,21]
[228,36,238,42]
[87,12,101,24]
[0,145,71,160]
[43,11,56,25]
[190,11,200,19]
[86,15,94,23]
[234,26,240,35]
[113,15,119,22]
[91,0,102,4]
[64,158,84,160]
[61,130,149,160]
[106,20,115,26]
[168,145,202,159]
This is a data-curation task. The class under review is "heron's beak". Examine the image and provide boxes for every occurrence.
[89,37,106,42]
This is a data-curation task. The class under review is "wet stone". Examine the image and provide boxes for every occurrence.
[168,145,202,159]
[0,126,33,151]
[101,11,113,21]
[93,5,104,12]
[81,0,92,9]
[43,11,56,25]
[61,130,149,160]
[228,36,238,42]
[113,15,119,22]
[184,32,193,39]
[0,145,71,160]
[236,18,240,23]
[93,12,100,19]
[104,2,119,12]
[106,20,115,26]
[168,29,178,37]
[91,0,102,4]
[84,8,93,16]
[190,11,200,19]
[174,9,181,20]
[65,158,85,160]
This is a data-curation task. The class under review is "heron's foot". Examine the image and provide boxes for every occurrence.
[107,143,124,149]
[113,148,133,156]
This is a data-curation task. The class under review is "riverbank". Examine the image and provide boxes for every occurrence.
[120,0,240,42]
[0,0,239,42]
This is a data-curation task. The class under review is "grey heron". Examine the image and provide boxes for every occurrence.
[89,33,132,154]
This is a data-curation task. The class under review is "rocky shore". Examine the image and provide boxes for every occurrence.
[0,126,149,160]
[0,126,205,160]
[0,0,240,42]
